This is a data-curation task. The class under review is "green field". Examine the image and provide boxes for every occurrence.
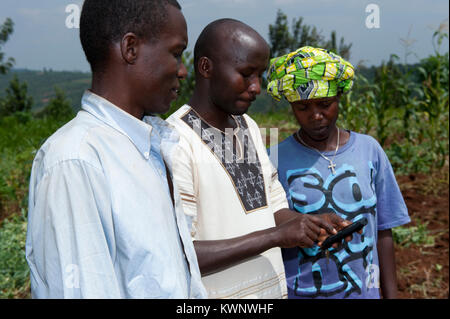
[0,36,448,299]
[0,69,91,113]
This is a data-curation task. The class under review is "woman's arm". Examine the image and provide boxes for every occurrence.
[377,229,398,299]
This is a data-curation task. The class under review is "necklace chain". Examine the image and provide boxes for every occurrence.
[296,128,340,175]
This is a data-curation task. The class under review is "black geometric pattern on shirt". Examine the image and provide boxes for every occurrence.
[181,109,267,212]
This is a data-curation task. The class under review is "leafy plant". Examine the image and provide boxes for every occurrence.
[385,141,434,175]
[392,220,436,248]
[414,30,449,169]
[338,74,376,135]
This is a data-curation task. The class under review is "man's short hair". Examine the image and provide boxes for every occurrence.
[80,0,181,73]
[193,18,256,70]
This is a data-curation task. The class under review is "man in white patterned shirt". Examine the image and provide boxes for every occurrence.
[167,18,351,299]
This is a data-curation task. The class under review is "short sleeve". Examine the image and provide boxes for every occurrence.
[375,148,411,230]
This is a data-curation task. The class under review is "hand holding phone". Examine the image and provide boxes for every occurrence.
[320,217,368,250]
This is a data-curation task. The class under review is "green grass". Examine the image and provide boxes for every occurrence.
[0,211,30,298]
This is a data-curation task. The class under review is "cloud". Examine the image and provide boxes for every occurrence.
[209,0,258,6]
[273,0,365,9]
[17,5,67,24]
[17,8,48,18]
[274,0,297,4]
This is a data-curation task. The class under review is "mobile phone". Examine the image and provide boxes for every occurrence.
[320,217,368,250]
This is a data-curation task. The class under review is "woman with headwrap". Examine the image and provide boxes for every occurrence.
[267,47,410,299]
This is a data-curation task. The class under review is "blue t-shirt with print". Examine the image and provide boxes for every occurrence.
[269,131,410,299]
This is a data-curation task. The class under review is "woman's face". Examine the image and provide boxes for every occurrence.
[291,95,340,142]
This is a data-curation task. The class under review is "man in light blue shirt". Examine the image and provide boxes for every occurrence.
[25,0,207,298]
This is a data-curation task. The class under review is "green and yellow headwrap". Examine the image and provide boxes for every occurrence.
[267,46,355,102]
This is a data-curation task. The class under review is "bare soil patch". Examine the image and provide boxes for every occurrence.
[395,172,449,299]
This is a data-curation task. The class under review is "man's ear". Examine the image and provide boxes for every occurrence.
[120,32,139,65]
[198,57,213,78]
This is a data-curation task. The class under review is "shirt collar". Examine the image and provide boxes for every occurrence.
[81,90,178,159]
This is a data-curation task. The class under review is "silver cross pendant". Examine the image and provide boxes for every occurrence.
[328,162,337,175]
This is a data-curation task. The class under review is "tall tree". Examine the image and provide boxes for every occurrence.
[0,75,33,117]
[324,30,352,60]
[268,10,292,57]
[268,9,352,60]
[291,16,324,51]
[38,87,75,121]
[0,18,15,74]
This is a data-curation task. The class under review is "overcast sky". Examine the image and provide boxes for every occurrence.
[0,0,448,72]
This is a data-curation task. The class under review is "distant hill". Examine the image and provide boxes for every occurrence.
[0,68,286,114]
[0,62,424,115]
[0,69,91,112]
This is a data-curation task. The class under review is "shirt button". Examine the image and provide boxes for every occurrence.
[144,152,149,159]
